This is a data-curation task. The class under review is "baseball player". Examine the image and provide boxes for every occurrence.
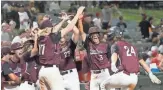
[19,32,40,90]
[2,42,24,90]
[79,16,112,90]
[1,47,21,90]
[100,31,161,90]
[58,24,80,90]
[36,6,85,90]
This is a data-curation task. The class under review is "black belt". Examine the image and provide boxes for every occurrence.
[41,64,57,68]
[92,69,106,74]
[27,82,37,87]
[60,69,73,75]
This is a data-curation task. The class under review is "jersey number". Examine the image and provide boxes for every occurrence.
[39,44,45,55]
[124,46,136,56]
[99,55,103,60]
[64,51,70,58]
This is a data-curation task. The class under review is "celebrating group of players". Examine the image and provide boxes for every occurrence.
[1,6,162,90]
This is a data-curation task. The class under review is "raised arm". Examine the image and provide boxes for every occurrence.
[72,26,80,44]
[52,12,72,33]
[30,32,38,57]
[67,20,80,44]
[61,6,85,38]
[78,15,86,42]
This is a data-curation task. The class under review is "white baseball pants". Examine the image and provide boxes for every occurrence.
[19,81,36,90]
[39,65,64,90]
[100,71,138,90]
[90,68,112,90]
[62,68,80,90]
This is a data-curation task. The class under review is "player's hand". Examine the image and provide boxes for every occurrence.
[79,13,84,20]
[111,63,118,72]
[59,12,73,21]
[149,72,161,84]
[77,6,85,15]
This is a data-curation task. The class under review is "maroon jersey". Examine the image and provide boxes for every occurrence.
[59,40,76,71]
[8,56,21,77]
[38,33,61,65]
[111,40,140,73]
[82,38,111,73]
[20,51,40,83]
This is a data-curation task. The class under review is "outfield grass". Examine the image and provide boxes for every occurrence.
[119,8,163,25]
[87,7,163,25]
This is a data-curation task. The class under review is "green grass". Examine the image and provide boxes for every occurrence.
[87,7,163,25]
[119,8,163,25]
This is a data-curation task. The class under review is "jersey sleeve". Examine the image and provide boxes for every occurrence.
[49,31,61,44]
[2,62,13,75]
[111,43,119,54]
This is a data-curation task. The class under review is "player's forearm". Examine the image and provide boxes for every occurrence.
[111,53,118,64]
[31,36,38,57]
[72,26,79,43]
[52,19,66,33]
[78,19,86,41]
[65,13,80,33]
[139,59,151,73]
[60,13,80,37]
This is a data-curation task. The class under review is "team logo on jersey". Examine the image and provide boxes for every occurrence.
[90,49,103,55]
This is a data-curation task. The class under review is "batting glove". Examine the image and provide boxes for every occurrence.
[149,72,161,84]
[111,63,118,72]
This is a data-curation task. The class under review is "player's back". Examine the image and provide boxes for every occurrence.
[116,40,140,73]
[38,35,60,65]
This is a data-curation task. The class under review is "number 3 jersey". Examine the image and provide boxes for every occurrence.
[38,33,61,65]
[59,40,76,71]
[82,38,111,71]
[111,40,140,73]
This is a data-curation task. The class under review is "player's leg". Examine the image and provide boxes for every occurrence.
[101,72,136,90]
[69,69,80,90]
[19,81,36,90]
[38,66,64,90]
[90,73,100,90]
[50,67,64,90]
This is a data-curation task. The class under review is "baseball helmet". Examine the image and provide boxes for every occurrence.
[11,42,23,50]
[107,32,115,41]
[88,27,100,35]
[114,28,123,38]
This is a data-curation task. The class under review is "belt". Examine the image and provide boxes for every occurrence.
[41,64,57,68]
[123,71,138,75]
[24,81,37,87]
[91,69,106,74]
[60,69,73,75]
